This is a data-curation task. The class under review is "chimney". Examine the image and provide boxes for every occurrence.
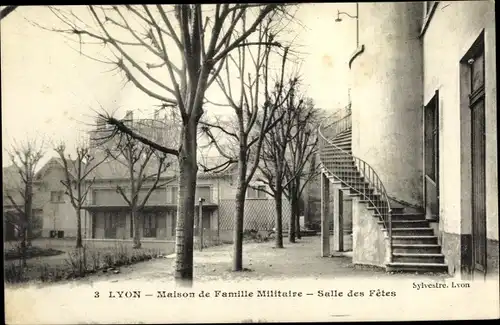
[124,110,134,127]
[125,110,133,121]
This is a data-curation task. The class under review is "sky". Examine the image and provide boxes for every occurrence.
[1,4,357,168]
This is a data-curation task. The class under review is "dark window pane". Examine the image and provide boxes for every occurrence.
[471,52,484,91]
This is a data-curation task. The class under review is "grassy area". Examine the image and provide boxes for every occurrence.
[4,238,176,285]
[4,246,65,261]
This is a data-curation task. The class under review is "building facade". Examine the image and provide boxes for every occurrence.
[319,1,497,278]
[81,112,291,244]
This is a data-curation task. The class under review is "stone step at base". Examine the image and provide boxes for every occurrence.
[390,228,435,236]
[378,220,430,228]
[385,262,448,273]
[392,253,445,264]
[392,236,438,245]
[392,244,442,254]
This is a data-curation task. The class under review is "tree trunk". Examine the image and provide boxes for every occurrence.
[76,208,83,248]
[233,152,247,271]
[304,153,317,226]
[20,221,27,267]
[132,207,141,249]
[274,187,284,248]
[174,120,198,286]
[295,196,301,239]
[288,191,296,243]
[26,179,33,247]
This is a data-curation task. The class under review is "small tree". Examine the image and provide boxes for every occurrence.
[283,98,319,242]
[107,134,171,249]
[4,139,45,266]
[54,142,109,248]
[256,83,301,248]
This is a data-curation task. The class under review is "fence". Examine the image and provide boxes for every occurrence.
[218,199,291,232]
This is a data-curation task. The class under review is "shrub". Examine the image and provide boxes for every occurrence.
[65,246,88,277]
[4,263,26,283]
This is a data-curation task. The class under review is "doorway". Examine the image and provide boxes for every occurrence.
[468,42,487,275]
[424,90,440,220]
[104,212,117,239]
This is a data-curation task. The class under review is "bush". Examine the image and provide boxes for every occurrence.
[4,243,166,284]
[4,245,64,261]
[243,229,273,243]
[4,263,26,283]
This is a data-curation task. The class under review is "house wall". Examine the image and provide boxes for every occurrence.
[422,0,497,274]
[351,2,424,206]
[88,172,284,242]
[36,163,78,238]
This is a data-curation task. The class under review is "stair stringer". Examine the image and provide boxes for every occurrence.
[321,164,391,268]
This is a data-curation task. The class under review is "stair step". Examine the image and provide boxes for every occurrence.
[333,139,351,144]
[388,213,426,221]
[391,212,425,217]
[392,236,438,245]
[389,228,435,236]
[378,220,430,228]
[385,262,448,273]
[392,244,442,254]
[392,253,445,264]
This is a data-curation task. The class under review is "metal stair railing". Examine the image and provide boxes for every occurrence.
[318,108,393,262]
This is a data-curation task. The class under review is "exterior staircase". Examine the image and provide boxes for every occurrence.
[319,109,448,273]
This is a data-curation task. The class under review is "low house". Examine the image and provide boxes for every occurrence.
[82,158,291,243]
[35,157,80,238]
[82,112,292,244]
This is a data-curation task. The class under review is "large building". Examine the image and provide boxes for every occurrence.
[319,1,497,279]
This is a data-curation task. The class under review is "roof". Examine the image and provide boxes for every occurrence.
[2,165,22,191]
[34,157,78,180]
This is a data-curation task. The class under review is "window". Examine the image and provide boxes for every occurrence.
[50,191,65,203]
[196,186,211,202]
[247,185,266,199]
[168,186,178,204]
[143,212,157,238]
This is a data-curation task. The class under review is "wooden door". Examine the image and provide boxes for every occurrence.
[104,212,117,239]
[469,46,487,273]
[424,90,440,220]
[143,212,157,238]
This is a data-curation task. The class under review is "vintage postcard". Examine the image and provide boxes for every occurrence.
[2,2,499,324]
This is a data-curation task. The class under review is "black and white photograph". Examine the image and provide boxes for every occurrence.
[2,2,499,323]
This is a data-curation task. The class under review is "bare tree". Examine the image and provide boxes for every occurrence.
[283,98,320,243]
[54,142,109,248]
[44,4,287,284]
[107,134,171,249]
[200,13,299,270]
[4,140,45,266]
[257,84,302,248]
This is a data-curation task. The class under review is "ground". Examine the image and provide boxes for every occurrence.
[4,238,176,284]
[8,235,448,287]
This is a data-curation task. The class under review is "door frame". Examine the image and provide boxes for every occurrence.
[461,31,487,276]
[423,89,440,221]
[469,52,487,275]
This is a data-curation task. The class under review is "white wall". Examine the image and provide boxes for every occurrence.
[423,0,497,240]
[351,2,424,206]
